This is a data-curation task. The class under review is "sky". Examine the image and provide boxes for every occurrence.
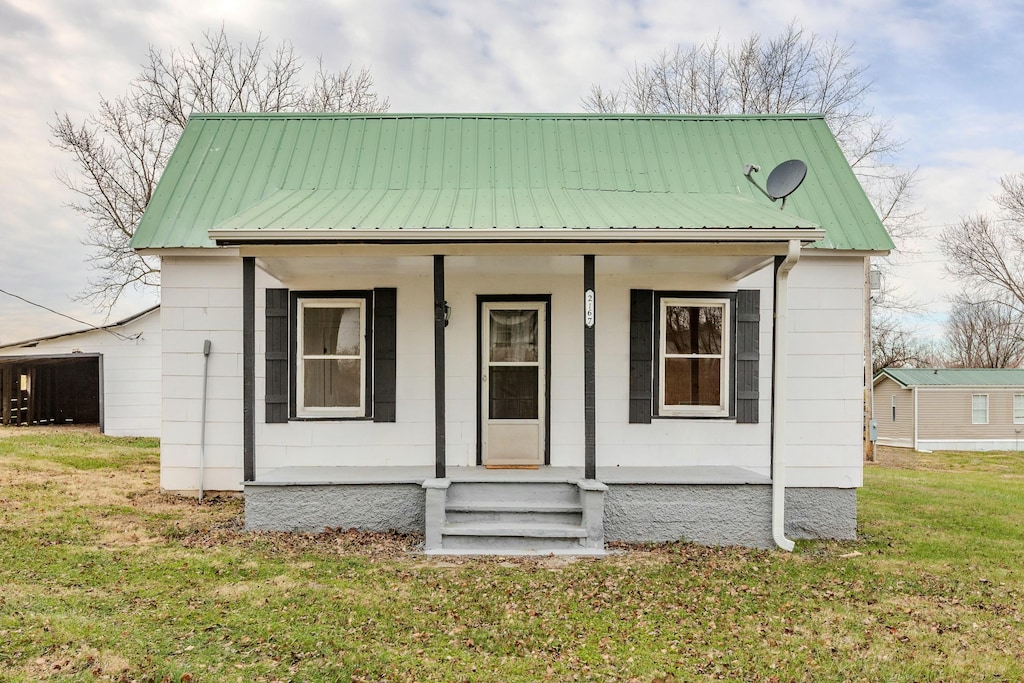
[1,0,1023,345]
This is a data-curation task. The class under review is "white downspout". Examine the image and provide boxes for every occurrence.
[912,386,919,451]
[199,339,212,503]
[772,240,801,552]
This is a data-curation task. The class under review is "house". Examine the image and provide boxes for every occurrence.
[0,306,160,436]
[131,113,892,553]
[874,368,1024,451]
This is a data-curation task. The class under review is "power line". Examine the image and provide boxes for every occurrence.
[0,287,138,342]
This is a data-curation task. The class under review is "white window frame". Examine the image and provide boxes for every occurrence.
[296,298,366,418]
[891,395,897,422]
[659,297,730,417]
[1014,394,1024,424]
[972,393,988,425]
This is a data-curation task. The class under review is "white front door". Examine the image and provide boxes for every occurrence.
[481,302,546,466]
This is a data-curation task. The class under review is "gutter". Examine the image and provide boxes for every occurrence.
[209,227,825,244]
[772,239,801,552]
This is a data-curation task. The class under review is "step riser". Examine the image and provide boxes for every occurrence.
[446,482,579,506]
[440,535,586,552]
[445,510,582,525]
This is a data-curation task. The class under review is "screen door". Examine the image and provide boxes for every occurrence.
[481,302,546,465]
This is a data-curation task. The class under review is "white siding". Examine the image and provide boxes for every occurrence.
[160,254,246,492]
[159,250,869,493]
[0,308,161,437]
[595,263,772,473]
[782,255,867,487]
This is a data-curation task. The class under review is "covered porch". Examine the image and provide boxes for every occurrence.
[245,463,776,554]
[233,240,816,553]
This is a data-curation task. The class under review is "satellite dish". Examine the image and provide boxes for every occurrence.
[765,159,807,201]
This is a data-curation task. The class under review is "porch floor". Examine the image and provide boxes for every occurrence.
[245,465,771,486]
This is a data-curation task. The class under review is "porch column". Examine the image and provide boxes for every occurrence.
[583,255,596,479]
[243,256,255,482]
[433,255,447,478]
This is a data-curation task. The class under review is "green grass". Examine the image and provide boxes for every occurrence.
[1,430,1022,681]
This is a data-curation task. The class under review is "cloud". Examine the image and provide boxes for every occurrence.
[2,0,1022,342]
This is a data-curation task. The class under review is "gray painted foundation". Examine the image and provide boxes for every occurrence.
[244,483,424,533]
[605,485,856,548]
[784,487,857,541]
[604,485,774,547]
[245,479,855,548]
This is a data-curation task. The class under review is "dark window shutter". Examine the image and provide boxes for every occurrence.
[265,288,290,423]
[373,288,397,422]
[735,289,760,424]
[629,289,654,424]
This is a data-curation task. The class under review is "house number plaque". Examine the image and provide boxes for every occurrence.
[585,289,595,328]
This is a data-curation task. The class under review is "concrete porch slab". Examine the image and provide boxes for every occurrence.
[246,465,770,486]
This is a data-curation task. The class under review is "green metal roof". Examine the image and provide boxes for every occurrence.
[131,113,892,250]
[877,368,1024,387]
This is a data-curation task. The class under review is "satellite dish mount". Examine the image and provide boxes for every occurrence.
[744,159,808,210]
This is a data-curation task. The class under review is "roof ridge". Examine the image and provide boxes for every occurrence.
[188,112,828,122]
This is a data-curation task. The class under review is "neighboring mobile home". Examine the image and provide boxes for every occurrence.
[131,113,892,553]
[0,306,160,436]
[874,368,1024,451]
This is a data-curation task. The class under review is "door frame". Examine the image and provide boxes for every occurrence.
[476,294,552,466]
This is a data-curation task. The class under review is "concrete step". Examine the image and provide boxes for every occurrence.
[424,478,606,556]
[439,521,591,553]
[445,509,582,525]
[442,521,587,538]
[446,501,582,513]
[446,481,580,506]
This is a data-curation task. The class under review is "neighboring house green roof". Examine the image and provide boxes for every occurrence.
[876,368,1024,387]
[131,113,892,251]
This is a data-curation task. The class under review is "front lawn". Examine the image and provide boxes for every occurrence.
[1,430,1021,682]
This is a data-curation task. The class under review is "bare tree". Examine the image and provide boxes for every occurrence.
[52,27,389,312]
[871,312,937,375]
[944,294,1024,368]
[582,22,920,254]
[942,173,1024,321]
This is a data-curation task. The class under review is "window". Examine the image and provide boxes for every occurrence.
[264,288,396,423]
[1015,394,1024,424]
[630,289,758,424]
[891,396,896,422]
[297,298,366,416]
[659,297,730,417]
[972,394,988,425]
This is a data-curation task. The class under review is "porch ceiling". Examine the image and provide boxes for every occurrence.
[254,251,776,282]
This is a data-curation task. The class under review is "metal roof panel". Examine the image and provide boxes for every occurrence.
[878,368,1024,387]
[132,113,892,250]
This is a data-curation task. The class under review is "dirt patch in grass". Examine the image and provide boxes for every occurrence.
[21,647,129,681]
[0,424,100,439]
[872,445,921,468]
[177,524,423,560]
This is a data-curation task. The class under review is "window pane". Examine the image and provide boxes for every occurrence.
[665,305,722,355]
[1015,395,1024,423]
[664,358,721,406]
[972,394,987,424]
[303,306,360,356]
[489,310,538,362]
[489,366,538,419]
[304,359,361,408]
